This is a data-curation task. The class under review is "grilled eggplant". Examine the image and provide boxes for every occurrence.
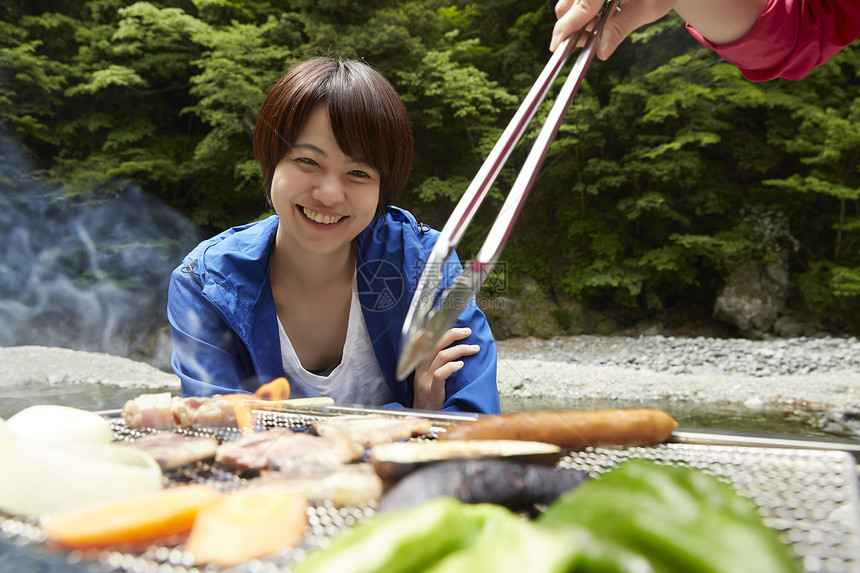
[370,439,562,483]
[377,458,588,513]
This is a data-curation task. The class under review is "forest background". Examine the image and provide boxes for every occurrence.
[1,0,859,360]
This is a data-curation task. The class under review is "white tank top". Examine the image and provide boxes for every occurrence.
[276,276,394,407]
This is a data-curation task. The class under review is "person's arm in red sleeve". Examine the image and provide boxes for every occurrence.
[550,0,767,58]
[551,0,858,81]
[685,0,860,81]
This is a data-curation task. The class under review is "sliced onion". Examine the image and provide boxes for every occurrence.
[6,405,114,446]
[0,418,163,518]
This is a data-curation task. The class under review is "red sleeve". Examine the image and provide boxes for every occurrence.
[686,0,860,81]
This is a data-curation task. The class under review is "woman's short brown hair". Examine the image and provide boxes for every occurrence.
[253,57,413,216]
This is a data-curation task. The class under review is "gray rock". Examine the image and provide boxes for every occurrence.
[713,257,789,336]
[772,313,807,338]
[0,346,179,388]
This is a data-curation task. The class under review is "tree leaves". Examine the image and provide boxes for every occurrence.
[1,0,858,329]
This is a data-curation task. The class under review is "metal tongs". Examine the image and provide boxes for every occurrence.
[396,0,621,380]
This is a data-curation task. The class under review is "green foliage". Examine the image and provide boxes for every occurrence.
[1,0,858,331]
[415,175,471,203]
[550,307,573,330]
[796,261,860,322]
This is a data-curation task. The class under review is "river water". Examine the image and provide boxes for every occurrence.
[2,380,850,442]
[501,396,837,438]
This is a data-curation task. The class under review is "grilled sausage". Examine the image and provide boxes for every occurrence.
[439,409,677,449]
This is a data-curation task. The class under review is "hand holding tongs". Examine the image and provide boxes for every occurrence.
[396,0,621,381]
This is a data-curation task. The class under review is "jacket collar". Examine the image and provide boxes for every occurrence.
[197,208,423,394]
[198,215,279,342]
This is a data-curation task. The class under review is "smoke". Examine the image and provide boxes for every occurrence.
[0,129,201,362]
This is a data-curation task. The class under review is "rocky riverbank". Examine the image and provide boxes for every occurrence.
[495,334,860,408]
[2,335,859,434]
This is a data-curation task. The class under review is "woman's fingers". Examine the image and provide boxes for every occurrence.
[432,360,466,383]
[432,326,472,353]
[551,0,680,60]
[551,0,605,52]
[430,341,480,369]
[411,327,479,410]
[419,327,478,376]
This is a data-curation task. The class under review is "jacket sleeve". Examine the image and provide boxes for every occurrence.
[441,298,501,415]
[167,261,255,397]
[686,0,860,81]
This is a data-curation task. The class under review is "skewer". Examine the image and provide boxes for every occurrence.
[243,397,336,410]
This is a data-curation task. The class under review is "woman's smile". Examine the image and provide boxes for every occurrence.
[300,205,346,226]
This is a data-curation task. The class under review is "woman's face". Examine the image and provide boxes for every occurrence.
[270,105,380,259]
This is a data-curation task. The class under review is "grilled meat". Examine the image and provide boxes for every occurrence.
[249,463,383,506]
[215,427,364,472]
[121,393,256,434]
[312,415,433,448]
[121,432,219,469]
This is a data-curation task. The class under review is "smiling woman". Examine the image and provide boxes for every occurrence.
[167,57,501,414]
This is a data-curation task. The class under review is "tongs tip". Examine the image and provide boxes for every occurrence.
[396,328,430,381]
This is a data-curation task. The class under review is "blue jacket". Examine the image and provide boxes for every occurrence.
[167,207,500,414]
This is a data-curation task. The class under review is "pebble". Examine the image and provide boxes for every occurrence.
[496,335,860,377]
[495,335,860,421]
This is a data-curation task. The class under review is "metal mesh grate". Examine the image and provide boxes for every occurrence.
[559,444,860,573]
[1,410,858,572]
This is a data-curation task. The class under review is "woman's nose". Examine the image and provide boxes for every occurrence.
[312,175,344,205]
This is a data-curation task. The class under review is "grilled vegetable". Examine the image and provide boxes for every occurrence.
[296,461,800,573]
[43,484,222,549]
[294,497,647,573]
[0,418,163,518]
[370,439,562,483]
[420,511,646,573]
[440,408,678,448]
[6,405,114,446]
[186,489,308,567]
[377,458,588,512]
[292,497,503,573]
[539,459,801,572]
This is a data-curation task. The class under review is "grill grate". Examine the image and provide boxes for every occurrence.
[1,409,858,572]
[559,444,860,573]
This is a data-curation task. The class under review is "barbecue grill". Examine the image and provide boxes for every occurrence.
[1,406,858,573]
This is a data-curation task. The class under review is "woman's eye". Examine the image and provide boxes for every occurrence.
[349,169,371,179]
[296,157,318,167]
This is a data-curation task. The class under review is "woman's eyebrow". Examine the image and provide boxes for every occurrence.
[292,143,326,156]
[293,142,374,169]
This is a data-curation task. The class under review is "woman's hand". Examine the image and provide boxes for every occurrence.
[550,0,679,58]
[550,0,768,57]
[412,327,480,411]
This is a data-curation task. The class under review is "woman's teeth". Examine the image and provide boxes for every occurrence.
[303,207,343,224]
